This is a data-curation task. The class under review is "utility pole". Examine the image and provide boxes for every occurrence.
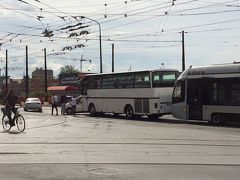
[26,46,29,98]
[5,49,8,94]
[112,43,114,72]
[44,48,47,95]
[182,30,185,72]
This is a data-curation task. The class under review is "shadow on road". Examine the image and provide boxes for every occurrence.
[0,130,24,134]
[82,113,240,129]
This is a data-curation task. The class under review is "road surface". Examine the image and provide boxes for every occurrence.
[0,107,240,179]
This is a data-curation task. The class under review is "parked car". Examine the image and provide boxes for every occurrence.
[24,98,42,112]
[65,96,83,115]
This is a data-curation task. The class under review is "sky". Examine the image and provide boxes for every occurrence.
[0,0,240,78]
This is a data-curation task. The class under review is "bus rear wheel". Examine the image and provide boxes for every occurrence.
[89,104,96,116]
[125,105,134,119]
[210,114,223,125]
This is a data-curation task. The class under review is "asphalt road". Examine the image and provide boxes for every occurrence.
[1,107,240,180]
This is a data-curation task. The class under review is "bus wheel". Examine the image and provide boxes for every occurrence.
[89,104,96,116]
[125,105,133,119]
[211,114,223,125]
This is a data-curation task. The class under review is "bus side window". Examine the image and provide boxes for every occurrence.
[152,71,176,87]
[102,75,117,89]
[135,72,150,88]
[81,79,88,95]
[118,74,134,88]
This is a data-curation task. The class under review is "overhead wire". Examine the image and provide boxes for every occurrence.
[1,0,240,64]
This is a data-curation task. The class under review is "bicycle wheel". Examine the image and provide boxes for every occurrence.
[16,115,25,132]
[2,115,11,131]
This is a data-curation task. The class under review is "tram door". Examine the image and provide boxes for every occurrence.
[187,79,203,120]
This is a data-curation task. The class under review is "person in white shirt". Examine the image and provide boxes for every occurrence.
[71,96,77,115]
[51,93,58,115]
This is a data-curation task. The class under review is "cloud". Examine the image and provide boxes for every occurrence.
[86,63,97,73]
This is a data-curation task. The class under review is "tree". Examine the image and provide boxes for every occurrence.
[59,65,79,74]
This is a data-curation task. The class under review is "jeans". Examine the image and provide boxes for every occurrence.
[6,106,17,125]
[51,103,58,115]
[61,103,66,114]
[72,105,76,115]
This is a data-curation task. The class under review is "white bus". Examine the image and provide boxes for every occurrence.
[171,64,240,125]
[80,69,179,119]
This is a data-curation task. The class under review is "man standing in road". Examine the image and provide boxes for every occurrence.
[51,93,58,115]
[60,93,67,115]
[3,90,22,127]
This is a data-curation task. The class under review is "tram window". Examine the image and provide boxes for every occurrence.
[231,83,240,105]
[217,84,225,105]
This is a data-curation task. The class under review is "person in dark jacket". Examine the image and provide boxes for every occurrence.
[60,94,68,115]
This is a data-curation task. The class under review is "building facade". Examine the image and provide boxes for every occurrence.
[30,68,58,92]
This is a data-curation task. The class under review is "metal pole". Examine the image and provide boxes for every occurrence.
[99,23,103,73]
[80,60,83,73]
[26,46,29,98]
[112,43,114,72]
[44,48,47,94]
[81,16,102,73]
[5,49,8,94]
[182,30,185,72]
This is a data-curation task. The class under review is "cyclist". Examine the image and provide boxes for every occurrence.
[3,90,22,127]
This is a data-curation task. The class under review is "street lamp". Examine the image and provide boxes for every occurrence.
[80,16,103,73]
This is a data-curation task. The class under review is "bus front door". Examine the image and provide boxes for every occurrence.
[187,79,203,120]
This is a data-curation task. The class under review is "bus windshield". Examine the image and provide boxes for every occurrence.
[172,80,185,103]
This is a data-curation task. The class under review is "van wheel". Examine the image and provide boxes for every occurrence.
[125,105,134,119]
[66,108,73,115]
[211,114,223,125]
[89,104,96,116]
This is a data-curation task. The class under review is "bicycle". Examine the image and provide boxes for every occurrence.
[1,107,26,132]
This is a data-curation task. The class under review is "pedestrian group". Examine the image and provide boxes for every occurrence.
[51,94,77,115]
